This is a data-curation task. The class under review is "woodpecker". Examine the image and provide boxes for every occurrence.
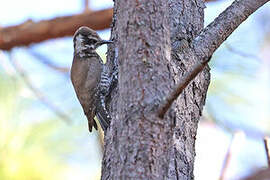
[71,26,113,132]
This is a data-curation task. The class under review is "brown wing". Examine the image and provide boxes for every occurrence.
[71,55,102,132]
[84,56,102,131]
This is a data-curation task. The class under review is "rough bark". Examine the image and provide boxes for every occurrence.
[102,1,173,179]
[166,1,210,179]
[101,0,269,179]
[102,0,209,179]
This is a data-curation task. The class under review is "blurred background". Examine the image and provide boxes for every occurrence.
[0,0,269,179]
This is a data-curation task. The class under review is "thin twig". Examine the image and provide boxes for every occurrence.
[28,50,69,73]
[9,54,72,124]
[206,104,270,139]
[263,137,270,167]
[220,131,245,180]
[158,58,209,118]
[225,44,261,62]
[84,0,90,12]
[220,140,233,180]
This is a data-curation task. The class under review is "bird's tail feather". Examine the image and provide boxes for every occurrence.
[96,111,109,131]
[96,97,110,131]
[87,113,98,132]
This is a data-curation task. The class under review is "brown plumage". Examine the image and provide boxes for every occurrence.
[70,26,112,132]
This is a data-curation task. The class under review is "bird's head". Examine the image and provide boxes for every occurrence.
[73,26,113,54]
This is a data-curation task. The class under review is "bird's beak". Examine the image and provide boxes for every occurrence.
[99,40,113,46]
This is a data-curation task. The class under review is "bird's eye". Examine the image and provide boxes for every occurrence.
[89,39,97,44]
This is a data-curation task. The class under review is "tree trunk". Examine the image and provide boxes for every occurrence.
[103,0,175,179]
[102,0,209,179]
[101,0,269,179]
[166,1,210,179]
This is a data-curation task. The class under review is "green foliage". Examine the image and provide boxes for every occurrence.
[0,73,69,180]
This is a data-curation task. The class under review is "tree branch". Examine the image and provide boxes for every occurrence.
[243,169,270,180]
[0,0,218,51]
[0,8,112,50]
[10,55,72,123]
[157,0,269,118]
[158,57,209,118]
[192,0,269,58]
[28,50,69,73]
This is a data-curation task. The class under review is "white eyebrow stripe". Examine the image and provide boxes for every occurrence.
[89,37,99,41]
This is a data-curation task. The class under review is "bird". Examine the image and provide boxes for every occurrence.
[70,26,113,132]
